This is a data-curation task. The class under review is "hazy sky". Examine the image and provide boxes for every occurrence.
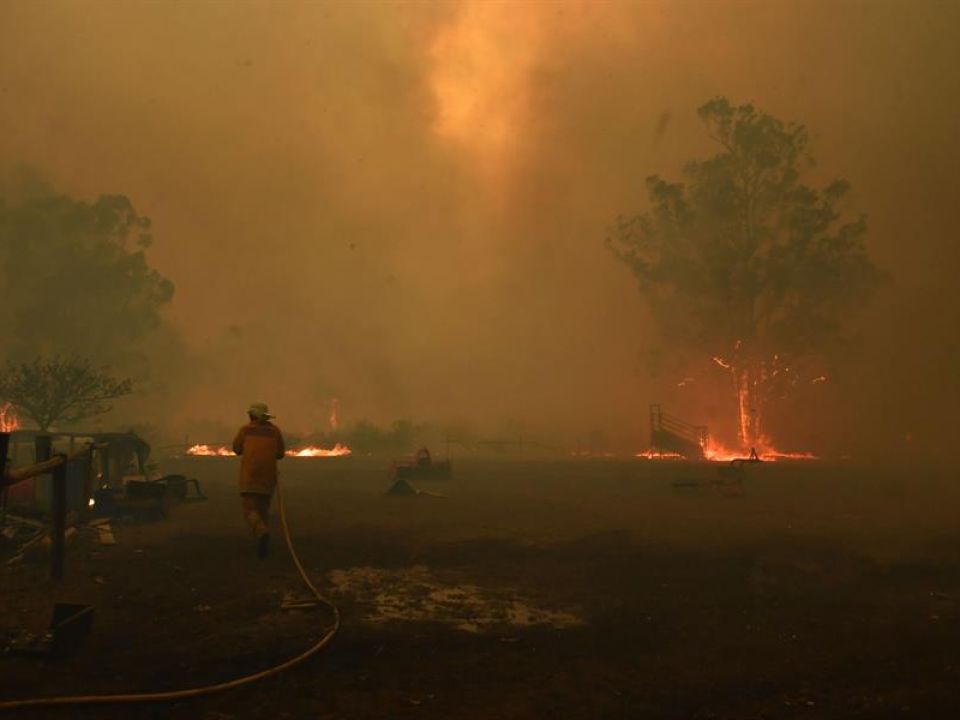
[1,0,958,456]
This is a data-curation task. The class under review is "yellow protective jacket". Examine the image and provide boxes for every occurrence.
[232,420,285,495]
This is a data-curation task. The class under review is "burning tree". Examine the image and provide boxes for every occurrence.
[0,356,133,431]
[608,98,880,449]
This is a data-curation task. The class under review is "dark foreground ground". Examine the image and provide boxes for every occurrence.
[3,456,960,719]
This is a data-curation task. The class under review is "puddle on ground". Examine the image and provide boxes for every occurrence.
[328,565,584,634]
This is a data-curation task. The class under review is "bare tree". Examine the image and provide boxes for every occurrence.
[0,356,133,431]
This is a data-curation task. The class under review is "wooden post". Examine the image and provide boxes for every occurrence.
[0,432,10,474]
[35,434,51,464]
[34,434,64,580]
[51,460,66,581]
[100,441,111,490]
[34,434,51,508]
[82,445,94,519]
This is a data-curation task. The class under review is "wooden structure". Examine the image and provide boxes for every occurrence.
[649,405,708,460]
[1,431,149,580]
[1,433,100,580]
[4,431,149,511]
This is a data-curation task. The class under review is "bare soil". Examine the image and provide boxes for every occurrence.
[3,456,960,719]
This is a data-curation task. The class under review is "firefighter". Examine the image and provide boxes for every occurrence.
[232,402,285,558]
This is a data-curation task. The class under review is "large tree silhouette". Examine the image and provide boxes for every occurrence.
[609,98,880,448]
[0,188,174,367]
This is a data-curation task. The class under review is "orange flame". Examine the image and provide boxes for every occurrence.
[187,443,352,457]
[186,442,353,458]
[700,436,816,463]
[635,449,685,460]
[737,372,752,448]
[634,439,816,463]
[286,443,352,458]
[0,402,20,432]
[186,444,234,457]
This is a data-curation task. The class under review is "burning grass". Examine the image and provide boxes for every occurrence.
[186,443,352,458]
[637,437,817,463]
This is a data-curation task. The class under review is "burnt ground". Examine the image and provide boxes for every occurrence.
[3,456,960,719]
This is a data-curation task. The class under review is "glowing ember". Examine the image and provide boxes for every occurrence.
[712,356,732,370]
[286,443,352,458]
[635,449,685,460]
[0,402,20,432]
[186,444,234,457]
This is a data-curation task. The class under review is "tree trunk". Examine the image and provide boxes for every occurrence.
[733,362,764,450]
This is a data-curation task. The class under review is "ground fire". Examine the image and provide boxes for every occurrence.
[699,436,816,463]
[287,443,352,457]
[635,449,684,460]
[186,443,352,458]
[185,444,235,457]
[641,404,816,462]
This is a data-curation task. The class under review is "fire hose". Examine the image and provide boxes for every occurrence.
[0,481,341,712]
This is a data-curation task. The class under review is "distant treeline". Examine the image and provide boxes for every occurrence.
[289,419,566,456]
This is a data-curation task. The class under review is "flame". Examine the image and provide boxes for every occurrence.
[737,371,752,448]
[186,444,234,457]
[0,402,20,432]
[688,344,822,462]
[635,449,685,460]
[286,443,352,458]
[187,442,353,458]
[700,436,816,463]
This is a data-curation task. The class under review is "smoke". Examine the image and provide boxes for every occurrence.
[1,0,958,459]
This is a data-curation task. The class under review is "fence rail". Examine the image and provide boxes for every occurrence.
[649,405,708,443]
[1,433,103,580]
[649,405,708,458]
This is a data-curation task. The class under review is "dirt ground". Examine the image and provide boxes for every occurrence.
[3,456,960,719]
